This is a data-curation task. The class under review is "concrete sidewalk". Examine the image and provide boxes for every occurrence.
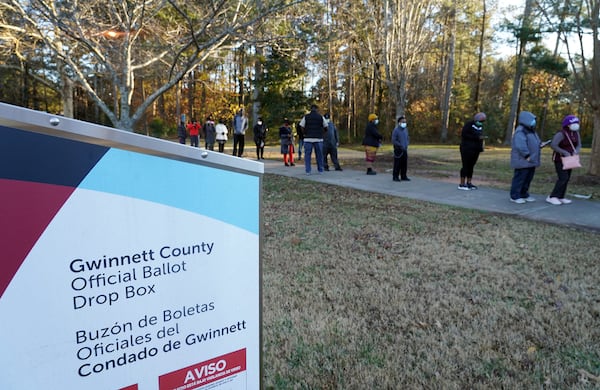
[260,149,600,233]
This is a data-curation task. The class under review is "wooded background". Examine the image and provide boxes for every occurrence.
[1,0,599,174]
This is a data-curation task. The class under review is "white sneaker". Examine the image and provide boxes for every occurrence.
[559,198,572,204]
[546,196,562,205]
[510,198,526,204]
[458,184,470,191]
[524,196,536,202]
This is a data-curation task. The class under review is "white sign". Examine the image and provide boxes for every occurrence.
[0,103,262,389]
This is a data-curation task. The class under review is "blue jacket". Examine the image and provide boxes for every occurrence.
[392,125,409,150]
[510,111,541,169]
[324,120,339,148]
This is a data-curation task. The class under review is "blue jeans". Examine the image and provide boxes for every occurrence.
[510,167,536,200]
[304,141,324,173]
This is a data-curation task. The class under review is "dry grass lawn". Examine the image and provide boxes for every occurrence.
[262,174,600,389]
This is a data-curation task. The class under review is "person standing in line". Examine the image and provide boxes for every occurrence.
[279,119,295,166]
[177,120,187,144]
[215,118,228,153]
[253,117,267,160]
[232,108,248,157]
[203,115,216,151]
[187,118,200,147]
[296,121,304,161]
[392,115,410,182]
[299,104,327,175]
[323,113,343,171]
[546,114,582,205]
[361,113,383,175]
[458,112,486,190]
[509,111,541,204]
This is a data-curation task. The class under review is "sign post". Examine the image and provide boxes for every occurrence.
[0,103,262,389]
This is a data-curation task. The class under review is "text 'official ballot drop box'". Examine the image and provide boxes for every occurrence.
[0,103,263,390]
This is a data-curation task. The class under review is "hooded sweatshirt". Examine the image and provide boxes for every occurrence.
[510,111,541,169]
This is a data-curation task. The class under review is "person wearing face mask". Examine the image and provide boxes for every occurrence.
[458,112,486,190]
[299,104,327,175]
[362,114,383,175]
[392,115,410,182]
[546,115,582,205]
[253,117,267,160]
[509,111,541,204]
[203,115,216,150]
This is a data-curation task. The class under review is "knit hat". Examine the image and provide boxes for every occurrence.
[368,114,378,122]
[561,114,579,128]
[474,112,486,122]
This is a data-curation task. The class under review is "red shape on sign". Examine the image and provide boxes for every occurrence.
[159,348,246,390]
[0,179,74,298]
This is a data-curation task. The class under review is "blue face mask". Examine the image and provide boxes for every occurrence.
[529,119,537,128]
[475,121,483,127]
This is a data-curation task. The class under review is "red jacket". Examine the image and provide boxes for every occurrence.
[187,122,200,136]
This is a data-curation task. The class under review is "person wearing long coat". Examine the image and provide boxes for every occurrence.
[279,119,295,166]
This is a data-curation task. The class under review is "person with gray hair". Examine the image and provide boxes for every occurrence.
[458,112,486,190]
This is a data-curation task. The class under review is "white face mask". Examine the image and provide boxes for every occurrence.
[400,123,407,128]
[570,123,580,131]
[257,121,262,125]
[374,119,379,125]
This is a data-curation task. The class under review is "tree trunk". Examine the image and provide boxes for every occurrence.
[60,62,74,118]
[188,70,195,121]
[327,40,333,118]
[589,0,600,175]
[252,45,262,125]
[440,6,456,143]
[504,0,534,145]
[474,0,487,112]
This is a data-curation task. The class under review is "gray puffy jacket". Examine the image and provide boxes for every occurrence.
[510,111,541,169]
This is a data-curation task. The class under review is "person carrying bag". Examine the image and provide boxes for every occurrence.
[546,115,582,205]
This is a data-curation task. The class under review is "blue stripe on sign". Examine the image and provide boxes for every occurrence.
[0,126,109,187]
[79,148,259,234]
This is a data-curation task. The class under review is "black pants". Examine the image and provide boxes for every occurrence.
[218,141,225,153]
[393,147,408,179]
[233,134,245,157]
[460,148,480,178]
[255,140,264,159]
[323,144,341,169]
[550,161,572,199]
